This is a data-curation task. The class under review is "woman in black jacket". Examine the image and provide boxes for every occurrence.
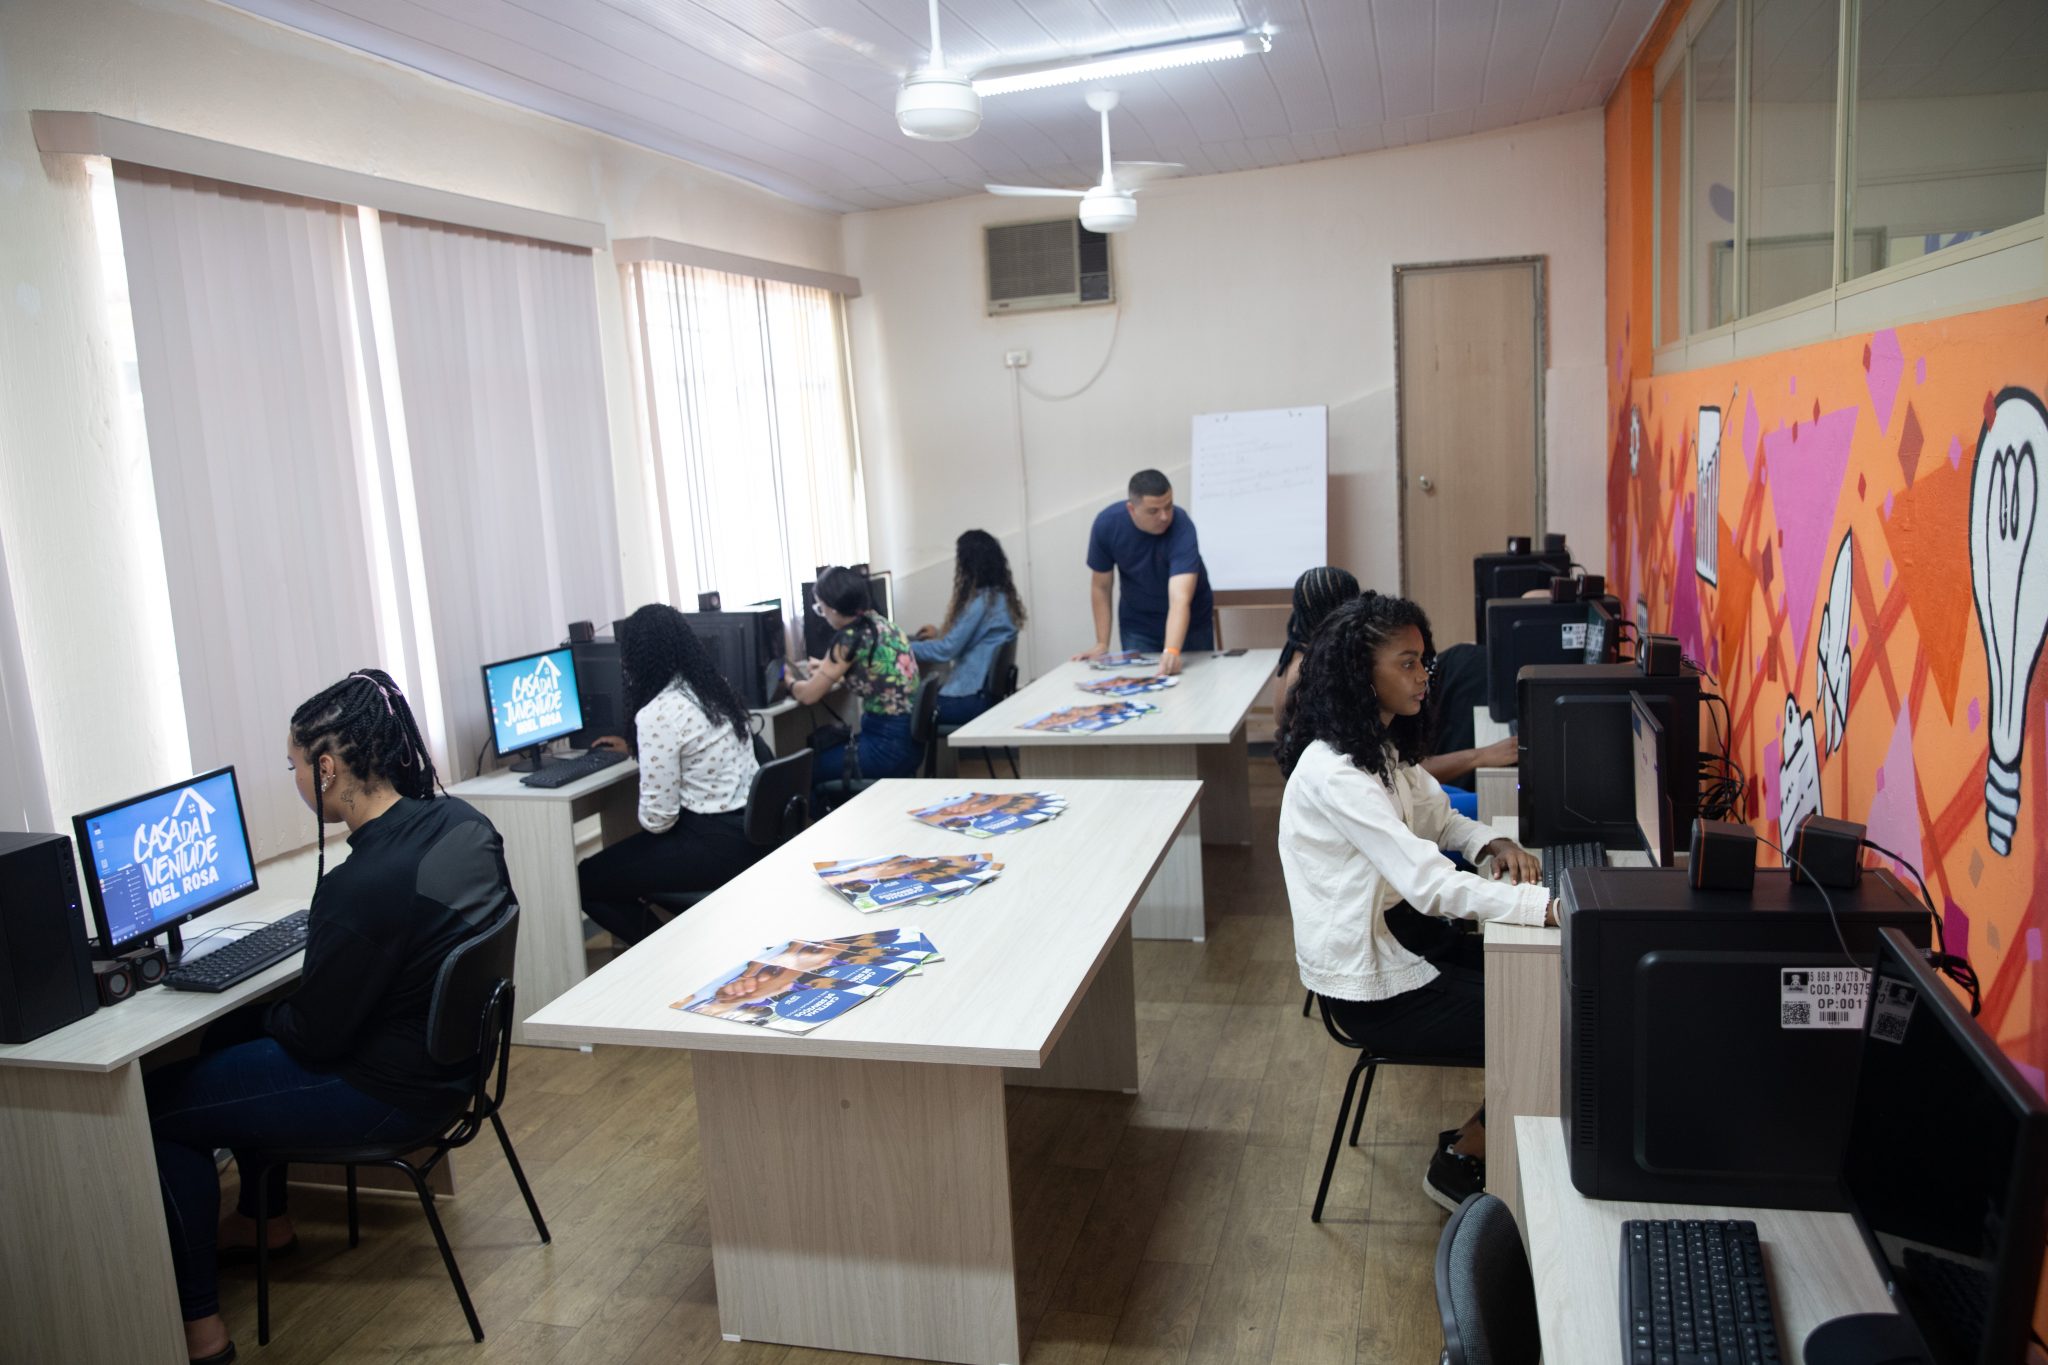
[147,670,517,1364]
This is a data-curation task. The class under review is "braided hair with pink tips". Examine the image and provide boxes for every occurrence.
[290,668,438,880]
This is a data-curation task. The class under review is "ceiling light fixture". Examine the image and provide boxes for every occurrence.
[973,30,1272,98]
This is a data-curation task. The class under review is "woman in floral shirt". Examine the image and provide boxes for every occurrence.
[788,565,921,793]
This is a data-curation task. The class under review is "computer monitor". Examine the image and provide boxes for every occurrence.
[1629,692,1672,867]
[1807,929,2048,1365]
[801,571,893,659]
[866,570,894,621]
[565,638,623,750]
[681,604,785,709]
[1518,664,1702,850]
[481,646,584,772]
[72,766,258,958]
[1472,547,1571,643]
[1585,597,1622,664]
[1484,599,1594,722]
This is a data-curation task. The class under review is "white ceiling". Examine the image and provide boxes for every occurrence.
[218,0,1666,213]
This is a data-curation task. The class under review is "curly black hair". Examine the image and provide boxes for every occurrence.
[1275,592,1439,782]
[942,529,1028,633]
[291,669,439,881]
[618,603,751,751]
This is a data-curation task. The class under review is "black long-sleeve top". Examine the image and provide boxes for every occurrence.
[265,796,517,1114]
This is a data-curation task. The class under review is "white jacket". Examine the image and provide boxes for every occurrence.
[1278,740,1549,1001]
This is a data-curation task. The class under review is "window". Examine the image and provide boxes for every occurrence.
[1744,0,1841,313]
[1691,0,1739,331]
[627,260,867,628]
[1849,0,2048,280]
[1656,63,1687,345]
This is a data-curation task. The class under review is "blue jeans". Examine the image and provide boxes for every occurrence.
[146,1009,444,1320]
[935,692,993,727]
[813,710,920,793]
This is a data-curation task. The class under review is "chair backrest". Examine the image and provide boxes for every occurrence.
[425,903,520,1067]
[984,637,1020,701]
[1314,993,1369,1053]
[745,749,814,847]
[908,673,944,747]
[751,732,773,766]
[1434,1193,1541,1365]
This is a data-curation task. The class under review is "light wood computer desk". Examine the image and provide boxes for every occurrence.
[0,890,450,1365]
[525,776,1200,1365]
[945,649,1280,941]
[448,697,832,1047]
[1517,1116,1894,1363]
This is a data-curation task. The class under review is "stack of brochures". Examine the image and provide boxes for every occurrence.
[908,790,1066,838]
[1077,673,1177,698]
[1021,700,1158,733]
[813,853,1004,912]
[673,928,942,1035]
[1088,651,1156,670]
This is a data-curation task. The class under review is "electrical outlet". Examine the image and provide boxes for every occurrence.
[1004,350,1030,368]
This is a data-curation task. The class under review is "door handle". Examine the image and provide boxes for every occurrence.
[1417,475,1435,493]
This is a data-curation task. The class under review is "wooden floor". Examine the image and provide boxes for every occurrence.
[216,759,1475,1364]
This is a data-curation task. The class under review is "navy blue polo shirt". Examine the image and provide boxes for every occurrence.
[1085,502,1215,650]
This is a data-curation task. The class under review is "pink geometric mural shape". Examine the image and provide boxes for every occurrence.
[1896,403,1924,488]
[1864,328,1903,434]
[1969,698,1981,731]
[2018,1064,2046,1102]
[2029,927,2042,963]
[1743,390,1761,474]
[1765,407,1859,654]
[1671,497,1705,663]
[1949,435,1963,469]
[1947,901,1969,958]
[1862,707,1923,882]
[1916,356,1926,385]
[1762,740,1782,823]
[1883,558,1893,587]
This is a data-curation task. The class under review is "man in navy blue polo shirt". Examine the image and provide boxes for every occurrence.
[1076,469,1214,676]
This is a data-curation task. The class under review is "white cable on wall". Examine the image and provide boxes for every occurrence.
[1016,304,1123,402]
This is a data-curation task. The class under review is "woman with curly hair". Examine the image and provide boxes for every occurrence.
[577,603,763,945]
[1276,592,1553,1213]
[912,529,1025,726]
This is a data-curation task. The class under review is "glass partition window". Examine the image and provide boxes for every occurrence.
[1850,0,2048,279]
[1657,65,1688,345]
[1745,0,1843,312]
[1691,0,1740,331]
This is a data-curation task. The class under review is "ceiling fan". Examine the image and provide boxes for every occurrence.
[894,0,980,141]
[983,91,1184,233]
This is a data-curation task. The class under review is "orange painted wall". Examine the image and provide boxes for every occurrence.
[1605,25,2048,1104]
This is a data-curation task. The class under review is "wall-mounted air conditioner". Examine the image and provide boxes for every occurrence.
[985,218,1113,315]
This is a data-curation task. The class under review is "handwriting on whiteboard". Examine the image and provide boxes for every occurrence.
[1190,407,1328,591]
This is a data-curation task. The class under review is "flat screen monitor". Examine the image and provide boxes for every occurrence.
[73,766,258,956]
[1816,929,2048,1365]
[481,646,584,769]
[1585,598,1621,664]
[801,573,893,658]
[1472,549,1570,643]
[1629,691,1671,867]
[565,639,623,750]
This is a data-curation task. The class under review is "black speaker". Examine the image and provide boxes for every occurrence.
[120,943,169,990]
[1791,815,1866,889]
[92,959,135,1006]
[1689,818,1758,891]
[0,833,100,1042]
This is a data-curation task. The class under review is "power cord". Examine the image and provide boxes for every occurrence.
[1859,837,1982,1016]
[473,734,494,779]
[1696,692,1745,820]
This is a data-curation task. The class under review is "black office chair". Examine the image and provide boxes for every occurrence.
[1308,992,1484,1222]
[938,638,1021,779]
[246,904,548,1345]
[643,746,814,918]
[1434,1192,1540,1365]
[825,675,942,805]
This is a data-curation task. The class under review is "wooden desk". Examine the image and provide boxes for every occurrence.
[945,649,1279,940]
[525,777,1200,1365]
[1472,705,1518,823]
[0,895,312,1365]
[1517,1116,1894,1363]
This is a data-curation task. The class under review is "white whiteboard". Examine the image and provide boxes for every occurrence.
[1189,406,1328,592]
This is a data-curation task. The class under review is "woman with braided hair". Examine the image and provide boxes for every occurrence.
[1275,594,1552,1215]
[146,669,515,1364]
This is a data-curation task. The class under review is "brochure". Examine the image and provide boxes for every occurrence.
[1089,651,1156,670]
[1019,700,1159,734]
[908,790,1067,839]
[813,853,1004,911]
[1077,673,1176,698]
[672,929,944,1034]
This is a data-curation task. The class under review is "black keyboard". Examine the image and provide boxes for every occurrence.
[1540,840,1607,897]
[519,748,628,789]
[1620,1218,1784,1365]
[163,910,311,993]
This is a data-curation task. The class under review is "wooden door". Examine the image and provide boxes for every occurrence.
[1395,260,1544,644]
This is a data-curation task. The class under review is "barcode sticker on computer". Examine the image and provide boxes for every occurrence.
[1560,623,1587,650]
[1779,966,1870,1029]
[1868,977,1918,1044]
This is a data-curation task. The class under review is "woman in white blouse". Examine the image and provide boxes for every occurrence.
[580,604,762,945]
[1275,591,1554,1213]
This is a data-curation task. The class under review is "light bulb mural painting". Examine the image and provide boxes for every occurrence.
[1969,389,2048,858]
[1777,698,1823,855]
[1816,531,1853,757]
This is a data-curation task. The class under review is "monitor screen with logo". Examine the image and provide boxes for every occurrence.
[482,647,584,758]
[73,766,259,953]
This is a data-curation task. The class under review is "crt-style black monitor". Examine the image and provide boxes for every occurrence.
[802,571,893,659]
[1629,691,1673,867]
[73,766,258,958]
[1484,599,1595,722]
[1517,664,1701,849]
[1472,548,1570,643]
[1806,929,2048,1365]
[481,646,584,772]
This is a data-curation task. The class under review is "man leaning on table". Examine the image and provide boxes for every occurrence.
[1074,468,1215,677]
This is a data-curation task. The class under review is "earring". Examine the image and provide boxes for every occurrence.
[320,777,331,792]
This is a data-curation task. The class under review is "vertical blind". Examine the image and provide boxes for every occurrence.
[0,530,53,834]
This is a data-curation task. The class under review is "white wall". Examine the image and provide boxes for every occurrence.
[843,111,1611,680]
[0,0,840,830]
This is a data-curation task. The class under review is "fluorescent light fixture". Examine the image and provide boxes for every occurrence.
[973,30,1271,97]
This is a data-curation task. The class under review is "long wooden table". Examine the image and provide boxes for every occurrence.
[524,776,1200,1365]
[945,649,1280,941]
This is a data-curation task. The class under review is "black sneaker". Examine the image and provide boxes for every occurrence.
[1424,1142,1485,1213]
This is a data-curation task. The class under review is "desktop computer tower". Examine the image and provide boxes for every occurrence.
[681,605,785,709]
[1517,664,1700,849]
[0,832,99,1043]
[566,639,624,750]
[1472,549,1570,644]
[1560,866,1931,1210]
[1484,598,1621,722]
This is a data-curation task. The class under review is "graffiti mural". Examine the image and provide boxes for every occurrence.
[1816,531,1853,755]
[1969,389,2048,858]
